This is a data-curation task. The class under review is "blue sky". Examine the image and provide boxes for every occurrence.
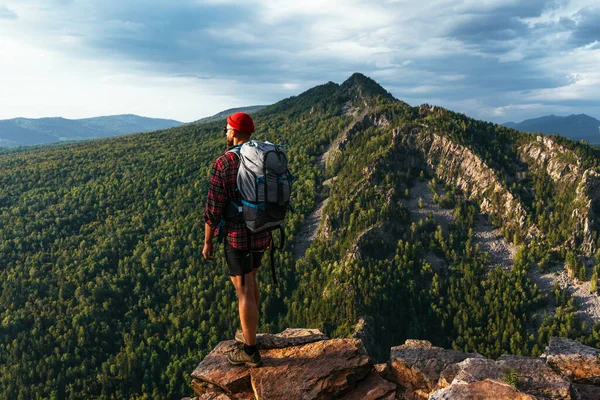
[0,0,598,123]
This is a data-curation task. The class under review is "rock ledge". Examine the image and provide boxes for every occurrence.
[186,333,600,400]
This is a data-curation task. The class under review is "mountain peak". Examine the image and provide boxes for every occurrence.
[340,72,395,102]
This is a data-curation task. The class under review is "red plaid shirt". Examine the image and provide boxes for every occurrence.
[204,148,271,251]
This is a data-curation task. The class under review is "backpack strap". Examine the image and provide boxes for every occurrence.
[242,228,252,287]
[269,226,285,285]
[217,218,227,243]
[228,144,242,152]
[228,144,248,286]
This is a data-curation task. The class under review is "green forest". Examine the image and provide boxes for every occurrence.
[1,73,600,399]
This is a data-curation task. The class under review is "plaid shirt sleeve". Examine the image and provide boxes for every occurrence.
[204,155,229,230]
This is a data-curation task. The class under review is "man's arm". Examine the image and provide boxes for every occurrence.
[203,223,215,260]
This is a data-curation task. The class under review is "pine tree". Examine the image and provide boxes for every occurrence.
[591,270,598,294]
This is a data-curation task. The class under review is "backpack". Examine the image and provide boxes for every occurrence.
[227,140,293,283]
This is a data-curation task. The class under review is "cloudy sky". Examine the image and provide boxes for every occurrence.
[0,0,599,123]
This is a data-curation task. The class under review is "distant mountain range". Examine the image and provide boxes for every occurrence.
[0,114,184,147]
[503,114,600,144]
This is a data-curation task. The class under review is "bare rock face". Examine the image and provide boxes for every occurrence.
[500,356,573,399]
[191,332,373,400]
[413,132,532,238]
[519,136,581,184]
[575,170,600,255]
[191,340,252,394]
[249,328,329,349]
[387,339,483,397]
[573,383,600,400]
[439,356,573,399]
[428,378,536,400]
[352,316,376,358]
[339,370,396,400]
[189,381,254,399]
[375,362,395,383]
[546,337,600,384]
[519,136,600,255]
[188,333,600,400]
[250,338,371,399]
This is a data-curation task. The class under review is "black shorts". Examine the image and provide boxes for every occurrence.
[224,242,265,276]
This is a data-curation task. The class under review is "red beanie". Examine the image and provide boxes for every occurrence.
[227,112,255,134]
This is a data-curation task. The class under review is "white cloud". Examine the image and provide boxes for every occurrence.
[282,83,300,90]
[523,46,600,102]
[0,0,599,123]
[205,26,260,44]
[0,35,244,121]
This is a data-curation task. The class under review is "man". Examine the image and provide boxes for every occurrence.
[203,112,271,367]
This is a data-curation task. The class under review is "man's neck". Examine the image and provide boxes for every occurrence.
[233,138,249,146]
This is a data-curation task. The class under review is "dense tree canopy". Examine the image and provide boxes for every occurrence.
[1,74,599,399]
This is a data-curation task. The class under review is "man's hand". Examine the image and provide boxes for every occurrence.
[203,222,216,260]
[203,241,214,260]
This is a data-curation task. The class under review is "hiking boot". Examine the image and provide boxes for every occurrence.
[234,329,245,344]
[227,345,262,367]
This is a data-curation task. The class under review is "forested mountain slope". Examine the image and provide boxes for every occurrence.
[1,73,600,399]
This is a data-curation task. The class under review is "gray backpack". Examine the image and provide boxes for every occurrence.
[228,140,293,234]
[228,141,293,284]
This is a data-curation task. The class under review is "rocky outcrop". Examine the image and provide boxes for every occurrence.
[188,333,600,400]
[339,370,396,400]
[546,337,600,384]
[436,356,573,399]
[396,129,532,240]
[351,316,376,360]
[575,169,600,255]
[190,329,373,400]
[520,136,582,183]
[387,339,483,399]
[241,328,328,349]
[429,379,536,399]
[427,134,529,232]
[519,136,600,255]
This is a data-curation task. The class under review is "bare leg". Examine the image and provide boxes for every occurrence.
[252,268,260,311]
[230,271,258,346]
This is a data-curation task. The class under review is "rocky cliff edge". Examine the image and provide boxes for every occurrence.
[184,329,600,400]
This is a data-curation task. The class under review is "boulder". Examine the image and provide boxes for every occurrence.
[191,341,252,393]
[428,379,536,399]
[352,316,376,358]
[191,335,371,400]
[250,338,371,399]
[546,337,600,384]
[375,363,395,383]
[573,383,600,400]
[439,356,572,399]
[189,381,254,399]
[340,370,396,400]
[387,339,483,396]
[239,328,329,349]
[499,356,573,400]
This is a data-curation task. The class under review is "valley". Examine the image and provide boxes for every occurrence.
[1,73,599,399]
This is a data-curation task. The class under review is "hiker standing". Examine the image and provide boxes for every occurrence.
[203,112,271,367]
